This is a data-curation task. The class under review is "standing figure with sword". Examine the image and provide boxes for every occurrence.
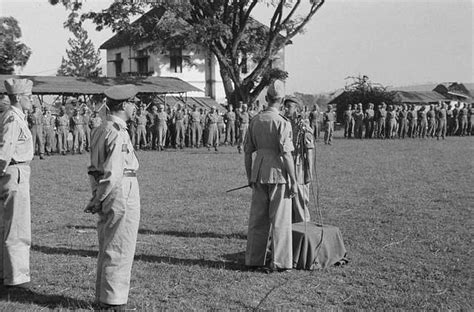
[243,80,297,273]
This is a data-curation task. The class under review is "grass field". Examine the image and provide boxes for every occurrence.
[0,132,472,311]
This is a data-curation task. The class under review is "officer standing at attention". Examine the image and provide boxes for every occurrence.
[244,80,297,272]
[237,103,250,153]
[224,105,236,146]
[42,106,55,156]
[323,104,335,145]
[56,107,70,155]
[28,104,45,159]
[0,78,34,288]
[84,84,140,311]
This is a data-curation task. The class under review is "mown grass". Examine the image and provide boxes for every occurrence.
[0,132,472,311]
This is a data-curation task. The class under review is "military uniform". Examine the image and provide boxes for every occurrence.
[0,79,34,286]
[190,110,201,147]
[87,85,140,307]
[42,110,55,155]
[224,109,236,145]
[28,108,44,157]
[244,106,294,269]
[206,110,219,150]
[343,107,353,138]
[353,107,364,139]
[237,109,250,153]
[364,105,375,138]
[56,112,70,155]
[427,107,436,138]
[174,109,186,148]
[83,111,91,152]
[323,107,335,144]
[309,107,320,140]
[436,104,447,139]
[71,113,86,153]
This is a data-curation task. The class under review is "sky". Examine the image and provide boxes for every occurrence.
[1,0,473,94]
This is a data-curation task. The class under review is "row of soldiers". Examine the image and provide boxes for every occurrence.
[127,101,262,153]
[342,101,474,140]
[27,105,102,158]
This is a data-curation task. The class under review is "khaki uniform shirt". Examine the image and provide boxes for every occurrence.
[0,106,34,172]
[88,115,139,203]
[56,115,69,127]
[244,107,294,184]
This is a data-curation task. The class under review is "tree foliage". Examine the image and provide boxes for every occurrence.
[57,28,102,77]
[333,75,396,121]
[50,0,325,105]
[0,16,32,74]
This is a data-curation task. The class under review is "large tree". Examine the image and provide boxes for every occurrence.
[0,16,32,74]
[51,0,325,105]
[57,28,102,77]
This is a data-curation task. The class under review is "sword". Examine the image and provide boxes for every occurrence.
[226,184,251,193]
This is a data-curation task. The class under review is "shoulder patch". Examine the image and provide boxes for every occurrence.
[5,115,15,124]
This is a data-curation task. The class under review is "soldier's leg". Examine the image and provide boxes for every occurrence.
[245,183,270,267]
[96,177,140,305]
[268,183,292,269]
[0,165,31,285]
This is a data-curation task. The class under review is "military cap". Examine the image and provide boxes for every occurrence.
[4,78,33,95]
[284,96,301,106]
[267,80,285,99]
[327,104,333,109]
[104,84,138,101]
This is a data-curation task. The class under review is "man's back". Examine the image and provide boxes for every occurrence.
[245,108,293,184]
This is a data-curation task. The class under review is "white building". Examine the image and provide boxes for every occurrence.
[100,8,286,105]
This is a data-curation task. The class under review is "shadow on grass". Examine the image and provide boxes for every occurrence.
[32,245,249,272]
[0,287,92,310]
[66,225,247,240]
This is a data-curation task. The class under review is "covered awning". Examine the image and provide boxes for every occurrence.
[393,91,448,103]
[0,74,201,95]
[153,95,227,113]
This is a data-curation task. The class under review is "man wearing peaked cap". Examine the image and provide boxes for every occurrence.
[0,78,34,288]
[85,84,140,310]
[243,79,297,272]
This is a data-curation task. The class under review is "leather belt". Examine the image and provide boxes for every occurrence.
[88,169,137,180]
[123,170,137,177]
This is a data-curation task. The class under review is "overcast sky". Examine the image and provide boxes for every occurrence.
[1,0,472,94]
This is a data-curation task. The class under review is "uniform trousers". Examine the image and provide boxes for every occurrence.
[427,120,436,137]
[135,125,147,149]
[31,125,44,156]
[190,122,201,147]
[225,122,236,145]
[57,126,69,153]
[0,164,31,285]
[207,123,219,147]
[73,125,85,153]
[245,183,292,269]
[43,126,55,153]
[310,120,319,140]
[155,124,167,148]
[376,119,385,138]
[238,124,249,149]
[84,126,91,151]
[437,119,446,139]
[324,121,334,144]
[174,121,185,147]
[344,119,353,138]
[95,176,140,305]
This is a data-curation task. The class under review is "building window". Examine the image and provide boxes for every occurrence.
[115,53,123,76]
[241,53,248,74]
[170,48,183,73]
[136,49,149,74]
